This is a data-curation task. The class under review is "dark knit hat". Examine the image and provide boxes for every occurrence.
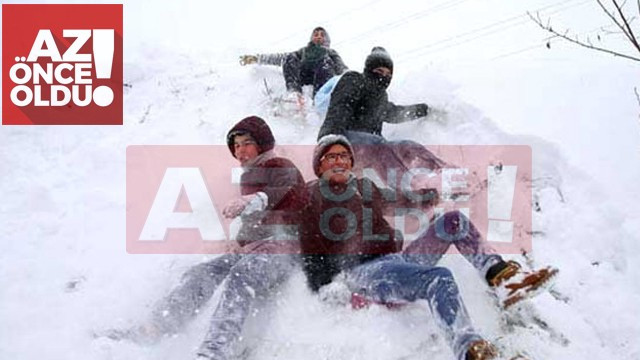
[226,116,275,157]
[364,46,393,74]
[311,26,331,47]
[313,134,355,177]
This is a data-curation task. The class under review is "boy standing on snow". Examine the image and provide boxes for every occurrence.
[240,26,348,106]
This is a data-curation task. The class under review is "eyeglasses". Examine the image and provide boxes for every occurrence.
[321,152,351,164]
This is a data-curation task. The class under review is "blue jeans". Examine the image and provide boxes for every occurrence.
[197,253,296,359]
[344,255,480,360]
[149,253,297,360]
[404,210,502,278]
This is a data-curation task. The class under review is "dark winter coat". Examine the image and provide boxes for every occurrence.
[256,27,347,93]
[226,116,306,245]
[257,46,347,74]
[300,175,401,291]
[317,70,429,139]
[255,26,346,72]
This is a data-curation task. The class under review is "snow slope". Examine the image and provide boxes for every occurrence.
[1,43,639,360]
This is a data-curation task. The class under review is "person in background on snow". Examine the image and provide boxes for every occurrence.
[101,116,306,360]
[239,26,348,106]
[300,135,504,360]
[317,47,558,309]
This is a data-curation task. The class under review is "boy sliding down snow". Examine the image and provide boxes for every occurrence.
[301,135,513,360]
[100,116,306,360]
[317,46,557,308]
[240,26,348,107]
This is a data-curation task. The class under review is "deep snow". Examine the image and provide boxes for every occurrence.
[2,0,640,358]
[1,47,639,360]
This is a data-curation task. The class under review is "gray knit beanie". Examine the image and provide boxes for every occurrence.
[313,134,355,177]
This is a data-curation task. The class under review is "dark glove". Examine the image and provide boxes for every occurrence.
[415,103,429,118]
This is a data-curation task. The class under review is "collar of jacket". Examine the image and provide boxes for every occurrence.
[317,172,361,200]
[241,149,277,169]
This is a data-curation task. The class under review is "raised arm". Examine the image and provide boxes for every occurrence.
[239,48,303,67]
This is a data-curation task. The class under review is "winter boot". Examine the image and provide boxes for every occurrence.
[465,339,499,360]
[487,260,559,308]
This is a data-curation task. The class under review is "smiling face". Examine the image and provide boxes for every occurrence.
[317,144,353,183]
[233,134,260,166]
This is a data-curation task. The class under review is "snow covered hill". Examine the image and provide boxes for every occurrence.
[1,44,639,360]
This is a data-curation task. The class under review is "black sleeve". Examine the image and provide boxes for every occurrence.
[382,101,429,124]
[317,71,363,139]
[328,49,348,74]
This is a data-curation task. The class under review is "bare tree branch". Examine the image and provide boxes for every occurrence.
[612,0,640,51]
[597,0,631,39]
[635,87,640,107]
[528,11,640,61]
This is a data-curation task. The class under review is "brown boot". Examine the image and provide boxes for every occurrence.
[489,260,559,308]
[465,339,499,360]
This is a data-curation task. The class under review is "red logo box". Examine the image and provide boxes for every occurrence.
[126,145,532,255]
[2,4,123,125]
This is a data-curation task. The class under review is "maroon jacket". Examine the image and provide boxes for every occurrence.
[236,154,306,242]
[227,116,306,246]
[300,175,400,291]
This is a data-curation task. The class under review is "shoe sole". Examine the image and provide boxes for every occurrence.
[503,268,559,309]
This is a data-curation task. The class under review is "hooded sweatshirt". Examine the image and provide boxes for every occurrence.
[226,116,307,245]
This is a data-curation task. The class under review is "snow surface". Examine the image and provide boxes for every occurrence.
[2,1,640,359]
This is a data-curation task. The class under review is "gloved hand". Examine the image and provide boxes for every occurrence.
[239,54,258,66]
[223,193,267,218]
[223,195,253,218]
[415,103,429,118]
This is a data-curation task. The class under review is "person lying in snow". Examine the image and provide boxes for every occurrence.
[316,47,558,308]
[101,116,306,360]
[300,134,509,360]
[239,26,348,107]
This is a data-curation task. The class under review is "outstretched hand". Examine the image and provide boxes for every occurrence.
[223,195,256,218]
[239,55,258,66]
[425,106,447,124]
